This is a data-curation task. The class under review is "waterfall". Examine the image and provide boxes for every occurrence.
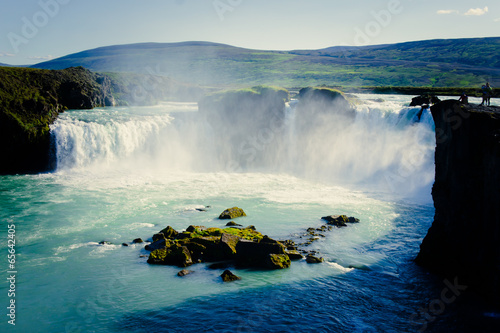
[50,96,436,200]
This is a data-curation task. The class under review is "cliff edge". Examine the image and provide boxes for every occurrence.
[0,66,115,174]
[416,100,500,300]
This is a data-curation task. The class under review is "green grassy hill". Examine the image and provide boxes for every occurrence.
[31,38,500,88]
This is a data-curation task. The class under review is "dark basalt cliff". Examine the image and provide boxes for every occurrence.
[416,100,500,300]
[0,66,117,174]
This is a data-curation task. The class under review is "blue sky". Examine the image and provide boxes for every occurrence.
[1,0,499,65]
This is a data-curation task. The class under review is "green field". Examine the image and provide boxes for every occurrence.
[29,38,500,88]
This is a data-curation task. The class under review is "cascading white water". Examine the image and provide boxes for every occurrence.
[50,95,436,200]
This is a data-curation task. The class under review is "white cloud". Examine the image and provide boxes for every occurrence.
[494,17,500,22]
[27,55,54,60]
[437,9,459,15]
[0,52,15,57]
[464,6,489,16]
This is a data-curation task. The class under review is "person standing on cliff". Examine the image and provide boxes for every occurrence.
[480,82,493,106]
[458,92,468,104]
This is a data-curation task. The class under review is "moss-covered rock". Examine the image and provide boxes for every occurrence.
[145,238,176,252]
[159,226,179,239]
[219,207,247,219]
[321,215,359,227]
[235,237,288,269]
[147,244,193,267]
[286,250,304,261]
[220,270,241,282]
[305,254,324,264]
[145,224,291,270]
[265,254,291,269]
[220,233,240,256]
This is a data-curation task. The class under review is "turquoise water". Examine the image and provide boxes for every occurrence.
[3,96,485,332]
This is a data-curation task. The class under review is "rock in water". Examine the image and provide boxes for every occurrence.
[235,237,290,269]
[226,221,242,227]
[286,250,304,260]
[177,269,194,277]
[321,215,359,227]
[147,244,193,267]
[306,254,324,264]
[145,239,170,252]
[221,270,241,282]
[132,238,144,244]
[219,207,246,219]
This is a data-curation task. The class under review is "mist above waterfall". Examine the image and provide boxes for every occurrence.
[50,94,435,201]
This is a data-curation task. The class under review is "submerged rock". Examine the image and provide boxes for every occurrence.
[221,270,241,282]
[219,207,247,219]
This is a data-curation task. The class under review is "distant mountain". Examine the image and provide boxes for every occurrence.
[32,38,500,87]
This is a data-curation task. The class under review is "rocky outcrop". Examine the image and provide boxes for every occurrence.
[415,100,500,300]
[144,224,293,270]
